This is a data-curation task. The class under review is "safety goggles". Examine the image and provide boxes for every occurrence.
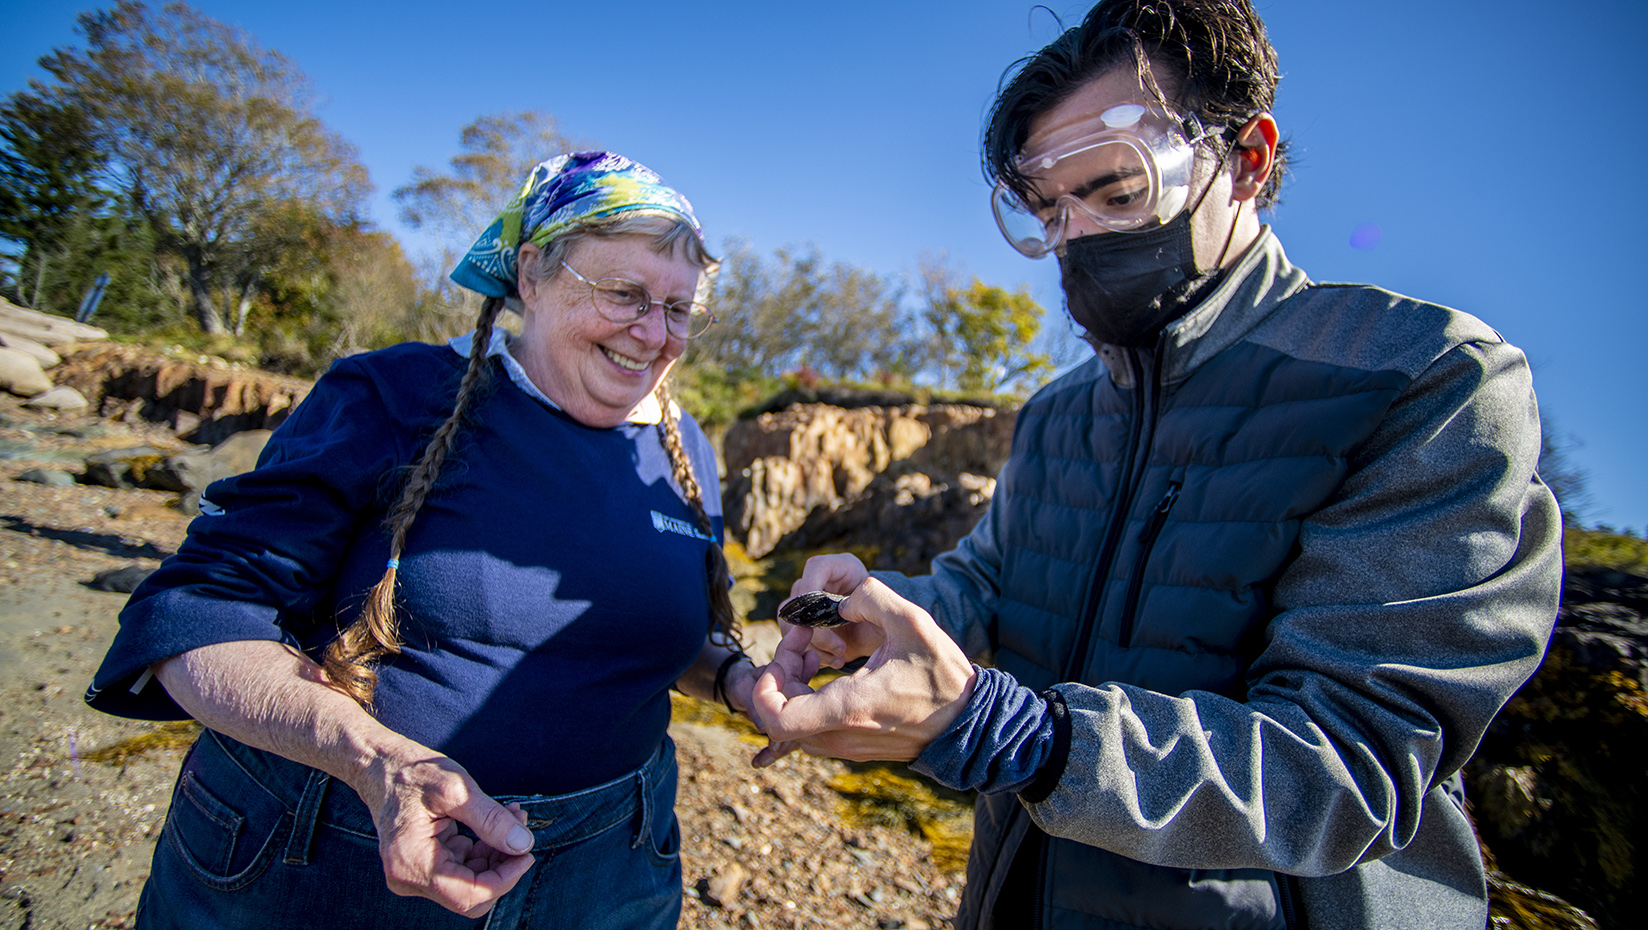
[991,104,1221,258]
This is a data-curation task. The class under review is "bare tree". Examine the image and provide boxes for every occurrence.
[392,112,585,249]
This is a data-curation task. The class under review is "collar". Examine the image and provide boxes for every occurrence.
[445,329,667,426]
[1096,226,1312,389]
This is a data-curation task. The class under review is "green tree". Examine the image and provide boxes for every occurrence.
[0,91,164,326]
[690,239,821,376]
[29,1,370,335]
[692,239,921,385]
[324,227,427,357]
[806,261,908,382]
[922,257,1052,394]
[391,111,582,330]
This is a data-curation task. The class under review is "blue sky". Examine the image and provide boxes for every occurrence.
[6,0,1646,531]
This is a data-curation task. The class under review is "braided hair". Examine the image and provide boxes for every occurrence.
[322,215,735,707]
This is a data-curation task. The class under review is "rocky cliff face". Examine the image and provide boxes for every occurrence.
[722,400,1015,570]
[52,344,310,445]
[1468,567,1648,930]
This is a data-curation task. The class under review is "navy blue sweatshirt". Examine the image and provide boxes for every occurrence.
[86,340,722,795]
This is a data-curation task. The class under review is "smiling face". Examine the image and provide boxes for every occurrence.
[514,234,705,428]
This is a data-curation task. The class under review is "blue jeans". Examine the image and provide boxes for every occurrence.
[137,729,682,929]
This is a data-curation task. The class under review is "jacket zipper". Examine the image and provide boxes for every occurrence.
[1276,871,1300,929]
[1063,348,1164,682]
[1116,480,1181,648]
[1030,829,1049,930]
[1033,345,1164,929]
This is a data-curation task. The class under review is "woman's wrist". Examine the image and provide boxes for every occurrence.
[726,658,763,716]
[713,651,756,715]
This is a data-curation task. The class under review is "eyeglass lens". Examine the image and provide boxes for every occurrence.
[589,278,713,339]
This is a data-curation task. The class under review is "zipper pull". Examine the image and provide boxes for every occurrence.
[1138,482,1182,542]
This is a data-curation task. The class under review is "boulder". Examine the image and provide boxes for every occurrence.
[81,446,185,490]
[16,468,76,487]
[23,385,89,411]
[0,331,61,369]
[0,296,107,345]
[155,429,272,494]
[88,565,154,593]
[0,346,53,397]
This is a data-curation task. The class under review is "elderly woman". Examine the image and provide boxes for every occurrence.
[86,152,761,929]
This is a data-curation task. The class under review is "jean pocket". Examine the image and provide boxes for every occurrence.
[646,811,681,865]
[165,767,289,891]
[643,751,681,866]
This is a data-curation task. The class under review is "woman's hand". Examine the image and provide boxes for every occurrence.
[356,748,537,918]
[720,655,787,719]
[155,640,536,917]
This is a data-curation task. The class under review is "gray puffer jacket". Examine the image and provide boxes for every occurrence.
[885,229,1562,930]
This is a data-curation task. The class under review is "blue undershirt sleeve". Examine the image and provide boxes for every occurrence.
[910,667,1069,798]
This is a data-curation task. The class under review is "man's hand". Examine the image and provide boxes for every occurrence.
[751,578,977,767]
[781,553,884,668]
[359,750,537,918]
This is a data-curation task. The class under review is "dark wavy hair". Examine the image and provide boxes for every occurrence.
[985,0,1290,209]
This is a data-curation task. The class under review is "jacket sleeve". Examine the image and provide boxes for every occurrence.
[873,482,1007,665]
[84,356,415,720]
[1020,337,1561,875]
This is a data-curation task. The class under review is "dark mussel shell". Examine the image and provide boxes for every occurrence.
[778,590,849,628]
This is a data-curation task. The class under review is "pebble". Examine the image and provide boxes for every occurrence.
[16,467,75,487]
[704,863,749,907]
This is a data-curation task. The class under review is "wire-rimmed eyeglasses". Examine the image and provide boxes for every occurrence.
[559,261,717,339]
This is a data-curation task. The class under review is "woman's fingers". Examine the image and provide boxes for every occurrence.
[374,756,536,915]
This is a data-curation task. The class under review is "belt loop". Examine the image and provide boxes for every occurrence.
[283,767,330,865]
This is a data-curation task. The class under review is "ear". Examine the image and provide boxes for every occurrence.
[1230,113,1279,203]
[516,243,541,302]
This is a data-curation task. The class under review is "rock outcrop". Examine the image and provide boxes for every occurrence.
[722,400,1015,561]
[1467,567,1648,930]
[52,344,310,445]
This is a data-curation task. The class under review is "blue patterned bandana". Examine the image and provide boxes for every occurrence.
[449,151,703,298]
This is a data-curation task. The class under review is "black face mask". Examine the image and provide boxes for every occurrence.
[1058,209,1225,348]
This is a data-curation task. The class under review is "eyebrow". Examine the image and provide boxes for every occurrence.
[1033,165,1147,211]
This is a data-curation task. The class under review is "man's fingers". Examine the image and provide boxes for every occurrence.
[790,553,867,599]
[759,679,857,743]
[750,661,796,726]
[752,738,801,768]
[753,657,858,743]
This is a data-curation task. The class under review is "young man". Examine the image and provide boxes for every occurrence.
[752,2,1562,928]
